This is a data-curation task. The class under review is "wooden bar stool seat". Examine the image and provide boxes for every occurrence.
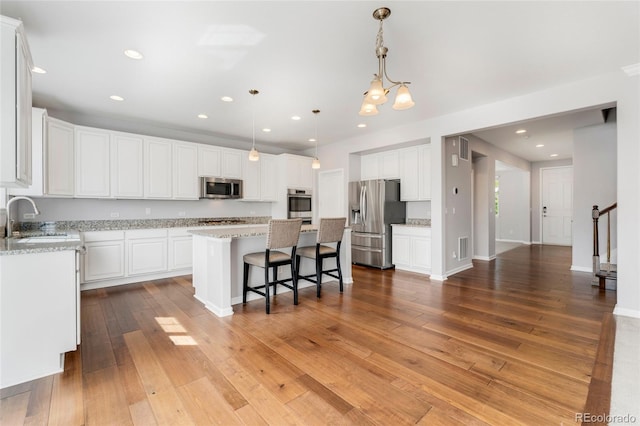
[295,217,346,298]
[242,218,302,314]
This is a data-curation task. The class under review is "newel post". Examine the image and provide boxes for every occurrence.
[592,205,600,273]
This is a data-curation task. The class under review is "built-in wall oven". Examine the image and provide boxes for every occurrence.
[287,188,312,224]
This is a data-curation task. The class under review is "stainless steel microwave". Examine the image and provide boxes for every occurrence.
[200,177,243,199]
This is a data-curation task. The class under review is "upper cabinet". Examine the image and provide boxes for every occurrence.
[282,154,313,189]
[111,132,144,198]
[46,118,75,196]
[1,16,33,188]
[242,153,277,202]
[144,137,173,199]
[197,144,221,177]
[221,148,243,179]
[398,145,431,201]
[9,108,47,197]
[172,142,199,200]
[75,127,111,198]
[361,151,399,181]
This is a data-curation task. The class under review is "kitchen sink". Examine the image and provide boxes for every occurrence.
[10,232,82,244]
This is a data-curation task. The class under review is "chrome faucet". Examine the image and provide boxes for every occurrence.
[5,196,40,238]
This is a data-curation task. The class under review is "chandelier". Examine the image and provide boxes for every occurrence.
[248,89,259,161]
[359,7,415,116]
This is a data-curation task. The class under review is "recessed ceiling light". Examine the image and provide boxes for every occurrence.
[32,66,47,74]
[109,95,124,101]
[221,96,233,102]
[308,138,316,142]
[516,129,527,134]
[550,153,559,157]
[124,49,143,60]
[262,128,271,133]
[197,114,208,119]
[291,116,301,121]
[357,123,367,128]
[536,144,544,148]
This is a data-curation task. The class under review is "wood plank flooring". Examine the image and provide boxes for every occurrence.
[1,244,617,425]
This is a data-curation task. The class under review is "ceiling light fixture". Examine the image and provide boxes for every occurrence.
[291,115,301,121]
[221,96,233,102]
[124,49,143,60]
[550,153,559,157]
[359,7,414,116]
[536,144,544,148]
[248,89,260,162]
[311,109,321,169]
[32,66,47,74]
[109,95,124,101]
[197,114,208,119]
[357,123,367,128]
[516,129,527,134]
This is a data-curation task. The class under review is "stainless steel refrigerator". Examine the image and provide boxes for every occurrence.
[349,179,406,269]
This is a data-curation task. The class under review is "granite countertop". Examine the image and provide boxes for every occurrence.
[393,219,431,228]
[18,216,272,233]
[0,231,84,256]
[189,224,319,239]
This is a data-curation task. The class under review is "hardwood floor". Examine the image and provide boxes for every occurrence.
[1,244,617,425]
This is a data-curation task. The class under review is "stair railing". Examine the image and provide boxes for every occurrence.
[592,203,617,274]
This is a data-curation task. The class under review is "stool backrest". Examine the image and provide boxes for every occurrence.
[317,217,346,244]
[266,218,303,249]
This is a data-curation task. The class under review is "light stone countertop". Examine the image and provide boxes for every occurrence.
[0,231,84,256]
[189,224,319,239]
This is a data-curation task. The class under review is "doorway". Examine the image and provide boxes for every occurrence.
[541,166,573,246]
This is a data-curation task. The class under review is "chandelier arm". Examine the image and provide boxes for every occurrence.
[381,56,409,88]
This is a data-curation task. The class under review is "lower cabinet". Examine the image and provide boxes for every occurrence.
[81,228,193,288]
[392,225,431,274]
[83,231,125,282]
[127,229,168,276]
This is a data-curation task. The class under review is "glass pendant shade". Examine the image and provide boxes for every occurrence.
[364,77,387,105]
[359,100,379,116]
[392,84,415,110]
[311,157,321,169]
[248,147,259,161]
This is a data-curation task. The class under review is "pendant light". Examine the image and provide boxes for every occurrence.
[311,109,321,169]
[359,7,414,115]
[248,89,259,161]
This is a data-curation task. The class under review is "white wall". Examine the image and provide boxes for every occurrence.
[17,197,272,222]
[572,121,617,271]
[496,169,531,243]
[407,201,431,219]
[311,70,639,317]
[473,156,492,260]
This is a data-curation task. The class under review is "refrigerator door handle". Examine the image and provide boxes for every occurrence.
[362,185,367,224]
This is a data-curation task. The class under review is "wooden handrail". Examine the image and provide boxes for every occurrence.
[599,202,617,215]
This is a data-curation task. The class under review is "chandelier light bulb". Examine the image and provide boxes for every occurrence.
[364,76,387,105]
[359,100,379,116]
[312,157,321,169]
[392,84,415,110]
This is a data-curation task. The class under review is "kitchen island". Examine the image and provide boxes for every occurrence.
[189,224,352,317]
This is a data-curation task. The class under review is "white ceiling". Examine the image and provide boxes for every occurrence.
[1,1,638,160]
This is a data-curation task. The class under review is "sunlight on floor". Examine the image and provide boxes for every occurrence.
[155,317,198,346]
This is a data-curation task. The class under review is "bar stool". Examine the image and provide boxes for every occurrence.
[295,217,346,298]
[242,218,303,314]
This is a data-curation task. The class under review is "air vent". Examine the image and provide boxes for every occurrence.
[459,136,470,161]
[458,236,469,261]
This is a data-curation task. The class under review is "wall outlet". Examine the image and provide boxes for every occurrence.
[452,251,457,259]
[178,211,186,217]
[23,213,35,219]
[110,212,119,218]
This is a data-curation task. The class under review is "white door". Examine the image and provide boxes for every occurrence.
[542,166,573,245]
[318,169,345,220]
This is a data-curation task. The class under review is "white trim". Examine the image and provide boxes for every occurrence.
[429,274,447,281]
[446,262,474,276]
[570,265,592,273]
[473,255,495,261]
[81,268,191,291]
[613,305,640,319]
[496,238,531,245]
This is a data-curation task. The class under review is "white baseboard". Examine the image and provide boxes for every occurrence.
[446,263,474,277]
[570,265,593,273]
[532,240,542,244]
[429,274,447,281]
[613,305,640,319]
[473,255,495,261]
[81,268,192,291]
[496,239,531,245]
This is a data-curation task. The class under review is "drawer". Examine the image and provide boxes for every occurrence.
[83,230,125,242]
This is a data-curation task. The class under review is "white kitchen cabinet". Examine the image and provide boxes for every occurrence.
[144,137,173,199]
[221,148,243,179]
[399,145,431,201]
[82,231,125,282]
[361,151,400,181]
[168,228,193,271]
[111,132,144,198]
[173,142,199,199]
[126,229,168,276]
[198,144,222,177]
[75,127,111,197]
[0,250,78,388]
[391,225,431,274]
[281,154,313,189]
[1,16,33,188]
[9,108,47,197]
[242,152,277,201]
[46,118,75,196]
